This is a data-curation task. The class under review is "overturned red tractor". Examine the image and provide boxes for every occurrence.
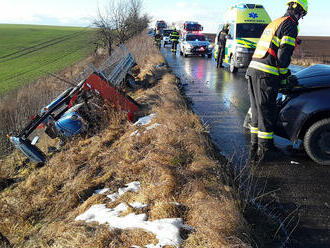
[9,45,140,163]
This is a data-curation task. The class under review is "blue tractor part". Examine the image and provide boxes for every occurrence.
[55,112,85,137]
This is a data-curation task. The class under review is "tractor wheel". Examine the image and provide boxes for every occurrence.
[304,118,330,165]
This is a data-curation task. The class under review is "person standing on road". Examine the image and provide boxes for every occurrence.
[170,28,180,53]
[154,31,162,49]
[216,24,229,68]
[246,0,308,162]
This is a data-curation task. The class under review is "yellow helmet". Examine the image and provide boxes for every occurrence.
[287,0,308,14]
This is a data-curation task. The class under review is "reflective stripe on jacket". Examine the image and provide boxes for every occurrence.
[170,31,180,41]
[248,14,298,78]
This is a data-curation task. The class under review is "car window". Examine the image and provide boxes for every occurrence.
[228,24,235,39]
[236,24,268,38]
[163,30,173,37]
[186,35,206,41]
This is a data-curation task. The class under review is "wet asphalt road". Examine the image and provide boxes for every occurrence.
[161,45,330,247]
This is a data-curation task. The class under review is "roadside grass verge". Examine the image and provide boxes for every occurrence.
[0,33,251,247]
[0,24,95,94]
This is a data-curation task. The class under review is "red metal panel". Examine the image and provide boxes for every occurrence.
[84,73,139,120]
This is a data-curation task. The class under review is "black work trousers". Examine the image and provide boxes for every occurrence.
[172,41,178,52]
[216,41,226,68]
[247,73,280,148]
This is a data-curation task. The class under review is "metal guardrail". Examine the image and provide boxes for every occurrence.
[74,44,135,88]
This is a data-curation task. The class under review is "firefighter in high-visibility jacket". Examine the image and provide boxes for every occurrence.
[246,0,308,162]
[170,28,180,53]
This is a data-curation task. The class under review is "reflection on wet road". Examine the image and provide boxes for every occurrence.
[162,46,330,247]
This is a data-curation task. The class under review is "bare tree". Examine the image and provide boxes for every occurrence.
[93,0,150,56]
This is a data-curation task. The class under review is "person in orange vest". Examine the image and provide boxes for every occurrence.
[246,0,308,162]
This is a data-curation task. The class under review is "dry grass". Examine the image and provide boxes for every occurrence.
[0,33,251,247]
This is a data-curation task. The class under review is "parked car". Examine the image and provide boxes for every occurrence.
[162,29,174,47]
[180,33,212,58]
[244,64,330,165]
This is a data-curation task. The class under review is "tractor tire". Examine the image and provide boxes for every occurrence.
[304,118,330,165]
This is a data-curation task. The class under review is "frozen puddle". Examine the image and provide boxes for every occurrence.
[76,181,191,248]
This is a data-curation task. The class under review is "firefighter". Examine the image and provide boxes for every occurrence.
[170,28,180,53]
[154,31,162,49]
[216,24,229,68]
[246,0,308,162]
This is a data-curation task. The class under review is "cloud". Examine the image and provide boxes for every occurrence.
[0,0,95,26]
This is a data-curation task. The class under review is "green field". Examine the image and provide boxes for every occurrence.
[0,24,95,94]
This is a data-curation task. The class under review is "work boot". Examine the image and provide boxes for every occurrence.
[247,143,258,165]
[257,144,285,163]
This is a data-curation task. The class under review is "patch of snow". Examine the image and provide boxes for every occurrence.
[130,202,148,209]
[107,181,142,202]
[145,123,161,132]
[76,202,188,248]
[94,188,110,194]
[130,130,141,137]
[134,114,157,126]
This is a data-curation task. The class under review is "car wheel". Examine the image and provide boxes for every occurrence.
[304,118,330,165]
[184,49,188,57]
[180,50,183,56]
[229,56,238,73]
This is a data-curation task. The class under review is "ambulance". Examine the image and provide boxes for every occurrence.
[214,3,271,73]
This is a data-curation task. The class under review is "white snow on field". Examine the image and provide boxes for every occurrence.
[130,202,148,209]
[145,123,161,131]
[130,130,141,137]
[76,181,192,248]
[94,188,110,194]
[130,123,162,137]
[134,113,157,126]
[106,181,141,202]
[75,202,186,248]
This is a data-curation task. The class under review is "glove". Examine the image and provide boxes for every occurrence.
[279,75,298,94]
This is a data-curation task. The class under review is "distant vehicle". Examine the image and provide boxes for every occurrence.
[162,29,174,47]
[155,20,167,35]
[181,21,203,37]
[180,33,212,58]
[244,65,330,165]
[148,29,155,36]
[214,3,271,73]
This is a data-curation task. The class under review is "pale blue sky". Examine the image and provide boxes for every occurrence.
[0,0,329,36]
